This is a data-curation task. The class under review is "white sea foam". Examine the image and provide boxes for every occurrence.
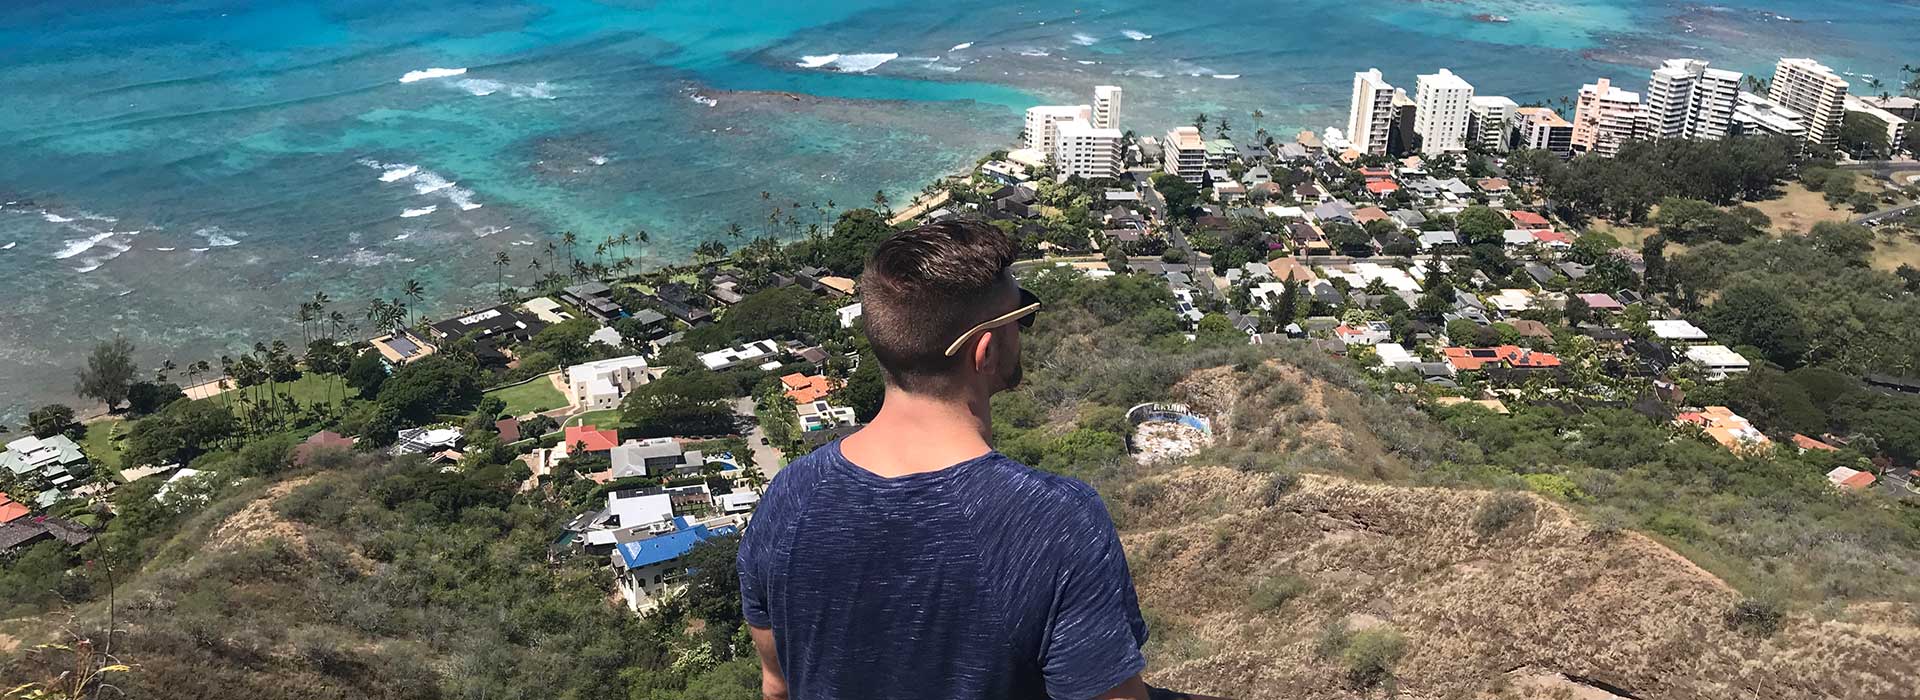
[472,225,511,238]
[203,233,239,247]
[393,232,412,240]
[189,247,210,252]
[689,93,717,107]
[398,67,467,83]
[53,231,116,259]
[152,247,175,251]
[1077,60,1098,65]
[0,242,15,250]
[401,206,437,218]
[1117,68,1164,78]
[511,239,535,246]
[1213,74,1241,80]
[377,163,420,182]
[1122,30,1152,40]
[1071,33,1099,46]
[363,160,483,212]
[1017,48,1051,57]
[412,173,456,195]
[454,78,556,99]
[796,52,898,73]
[446,189,482,211]
[949,42,973,52]
[42,213,74,223]
[74,262,102,273]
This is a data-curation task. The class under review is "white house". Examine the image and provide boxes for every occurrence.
[1373,342,1419,370]
[1488,289,1536,313]
[1649,319,1711,344]
[610,515,740,613]
[836,302,864,329]
[1685,344,1751,380]
[797,400,859,432]
[566,355,652,411]
[1334,322,1393,347]
[699,339,782,371]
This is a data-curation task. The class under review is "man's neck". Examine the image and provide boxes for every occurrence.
[839,387,993,478]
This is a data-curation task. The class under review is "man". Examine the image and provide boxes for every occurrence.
[738,220,1158,699]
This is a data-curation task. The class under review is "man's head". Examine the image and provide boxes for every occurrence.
[860,220,1031,399]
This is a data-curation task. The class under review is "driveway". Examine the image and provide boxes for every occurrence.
[732,397,787,481]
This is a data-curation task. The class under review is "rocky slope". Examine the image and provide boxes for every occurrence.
[1119,466,1920,699]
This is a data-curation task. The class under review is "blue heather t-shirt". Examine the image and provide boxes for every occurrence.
[738,441,1148,700]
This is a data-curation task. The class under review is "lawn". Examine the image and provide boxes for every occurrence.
[565,409,625,431]
[79,418,128,476]
[203,371,356,408]
[1747,182,1867,235]
[486,374,568,416]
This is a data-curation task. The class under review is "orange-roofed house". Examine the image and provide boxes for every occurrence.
[1477,178,1511,194]
[1826,467,1876,491]
[0,493,29,525]
[1531,230,1572,247]
[1365,180,1400,196]
[780,373,842,404]
[1442,346,1561,372]
[1674,406,1772,453]
[563,425,620,453]
[1792,434,1839,452]
[1507,210,1551,230]
[1352,207,1391,225]
[1357,167,1393,180]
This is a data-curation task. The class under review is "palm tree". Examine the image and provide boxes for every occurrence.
[561,231,578,270]
[158,360,176,384]
[726,222,744,240]
[1193,113,1208,130]
[543,241,558,271]
[1216,118,1231,137]
[365,299,390,332]
[402,279,425,325]
[328,311,347,341]
[296,302,316,345]
[872,190,890,213]
[493,251,511,297]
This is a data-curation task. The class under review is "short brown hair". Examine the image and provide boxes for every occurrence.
[860,220,1018,392]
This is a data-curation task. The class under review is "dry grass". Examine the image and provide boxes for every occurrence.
[1587,220,1658,249]
[1122,468,1920,699]
[1870,229,1920,272]
[1748,182,1866,235]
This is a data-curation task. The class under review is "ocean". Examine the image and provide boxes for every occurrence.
[1,0,1915,423]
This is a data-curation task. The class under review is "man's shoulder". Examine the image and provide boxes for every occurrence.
[973,454,1110,522]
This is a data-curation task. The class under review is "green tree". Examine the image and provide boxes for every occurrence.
[835,349,886,422]
[25,405,76,439]
[1151,172,1201,220]
[376,355,485,425]
[1455,206,1511,246]
[1837,110,1893,159]
[75,337,139,410]
[344,351,388,397]
[1194,313,1244,348]
[1702,282,1809,368]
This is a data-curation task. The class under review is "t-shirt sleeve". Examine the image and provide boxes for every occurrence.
[1040,493,1149,700]
[737,493,775,628]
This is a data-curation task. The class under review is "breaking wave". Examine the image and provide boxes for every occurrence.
[795,52,899,73]
[398,67,467,83]
[454,78,556,99]
[949,42,974,52]
[362,160,484,212]
[1122,30,1152,40]
[401,206,437,218]
[1071,33,1099,46]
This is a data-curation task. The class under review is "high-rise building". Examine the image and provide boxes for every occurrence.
[1386,89,1419,156]
[1844,95,1908,152]
[1513,107,1574,157]
[1347,69,1396,156]
[1055,119,1123,180]
[1645,59,1742,141]
[1731,92,1810,140]
[1092,85,1123,131]
[1572,78,1646,158]
[1468,95,1518,152]
[1768,58,1849,147]
[1413,69,1475,155]
[1163,126,1206,184]
[1024,105,1092,155]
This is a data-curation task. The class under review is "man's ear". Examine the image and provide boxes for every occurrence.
[970,329,996,374]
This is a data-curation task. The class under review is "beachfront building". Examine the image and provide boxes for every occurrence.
[1845,95,1908,152]
[1468,95,1518,152]
[1387,89,1419,157]
[1512,107,1574,157]
[699,339,782,371]
[565,355,652,412]
[1768,58,1849,147]
[1023,105,1091,156]
[1055,118,1123,180]
[1414,69,1475,155]
[1162,126,1206,184]
[1863,95,1919,121]
[1572,78,1646,158]
[1092,85,1123,130]
[1,436,91,507]
[1731,92,1810,140]
[1347,68,1396,156]
[1645,59,1741,141]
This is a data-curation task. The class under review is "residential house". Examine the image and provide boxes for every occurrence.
[1,435,91,506]
[1675,406,1771,452]
[1477,178,1511,196]
[836,302,863,329]
[371,329,437,366]
[0,492,29,525]
[1373,342,1419,370]
[426,304,547,365]
[523,297,573,324]
[560,281,625,322]
[780,373,841,405]
[0,515,91,555]
[1506,210,1551,230]
[1648,319,1711,344]
[1417,230,1460,251]
[1508,319,1554,341]
[1685,344,1751,380]
[611,438,711,479]
[797,400,859,432]
[566,355,652,411]
[1488,288,1536,313]
[1443,346,1562,372]
[1826,467,1877,491]
[1352,206,1392,227]
[699,339,782,371]
[1334,321,1393,346]
[1575,293,1625,313]
[653,282,714,325]
[611,515,741,613]
[390,427,462,456]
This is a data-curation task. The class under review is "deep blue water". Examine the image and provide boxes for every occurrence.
[1,0,1916,421]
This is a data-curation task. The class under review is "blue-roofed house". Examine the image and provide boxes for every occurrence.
[611,516,740,612]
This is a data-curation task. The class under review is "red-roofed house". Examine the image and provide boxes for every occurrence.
[1792,434,1839,452]
[1334,322,1392,346]
[292,430,356,467]
[1531,230,1572,247]
[0,493,29,525]
[1507,210,1551,230]
[1365,180,1400,196]
[1443,346,1562,372]
[1827,467,1876,491]
[780,373,842,405]
[563,425,620,453]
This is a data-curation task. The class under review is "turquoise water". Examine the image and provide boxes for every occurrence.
[1,0,1915,421]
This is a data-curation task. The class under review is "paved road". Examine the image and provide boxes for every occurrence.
[732,397,786,482]
[1138,174,1226,300]
[1854,202,1920,226]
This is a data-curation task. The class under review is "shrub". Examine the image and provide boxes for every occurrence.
[1471,492,1533,537]
[1249,574,1309,612]
[1725,598,1785,637]
[1312,620,1351,659]
[1261,471,1299,506]
[1341,627,1408,688]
